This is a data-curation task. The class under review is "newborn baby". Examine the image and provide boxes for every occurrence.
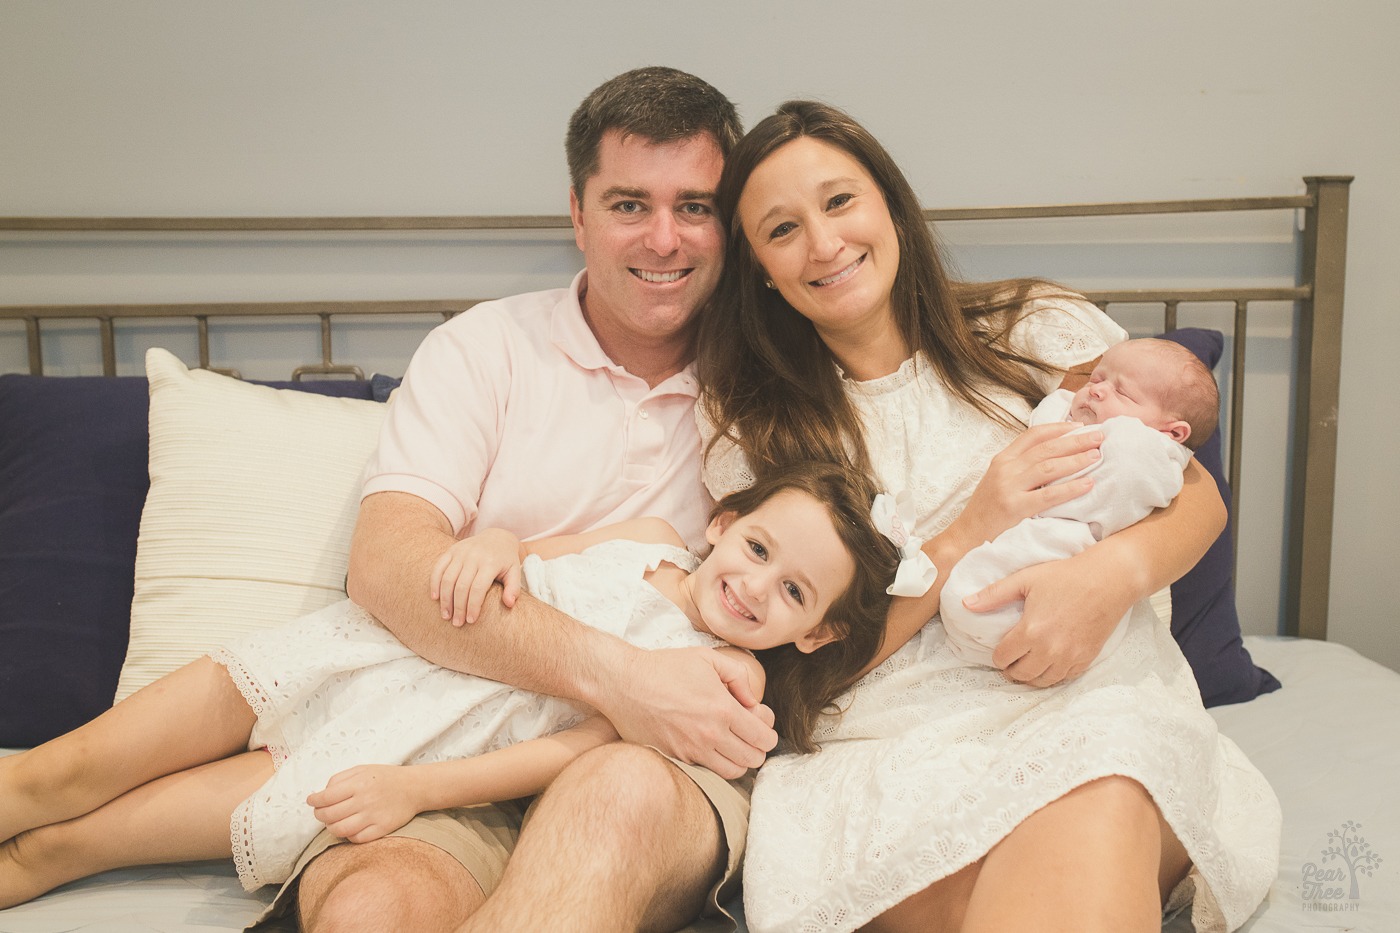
[941,337,1220,669]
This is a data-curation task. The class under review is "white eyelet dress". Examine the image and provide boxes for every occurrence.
[698,298,1279,933]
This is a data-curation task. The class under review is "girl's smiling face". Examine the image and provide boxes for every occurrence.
[737,137,901,351]
[685,489,855,653]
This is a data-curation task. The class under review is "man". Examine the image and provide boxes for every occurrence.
[279,68,774,933]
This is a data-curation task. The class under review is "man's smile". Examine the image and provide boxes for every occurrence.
[631,268,692,284]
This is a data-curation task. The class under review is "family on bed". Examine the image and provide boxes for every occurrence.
[0,67,1280,933]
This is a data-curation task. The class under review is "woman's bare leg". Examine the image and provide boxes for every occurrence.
[863,776,1193,933]
[964,776,1180,933]
[0,748,273,907]
[0,657,256,842]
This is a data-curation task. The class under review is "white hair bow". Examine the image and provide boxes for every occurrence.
[870,491,938,597]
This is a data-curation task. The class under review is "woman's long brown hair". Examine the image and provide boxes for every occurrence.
[697,100,1069,478]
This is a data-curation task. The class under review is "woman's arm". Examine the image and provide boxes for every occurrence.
[307,715,622,843]
[977,457,1225,686]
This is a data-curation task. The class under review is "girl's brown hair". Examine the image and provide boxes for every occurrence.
[697,99,1071,477]
[713,461,899,752]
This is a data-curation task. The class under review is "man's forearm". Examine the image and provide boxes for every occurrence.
[347,492,776,773]
[347,491,629,709]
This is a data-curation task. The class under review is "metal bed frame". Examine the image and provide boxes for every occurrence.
[0,176,1352,642]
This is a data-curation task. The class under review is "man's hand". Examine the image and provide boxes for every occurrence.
[597,646,778,780]
[307,765,423,844]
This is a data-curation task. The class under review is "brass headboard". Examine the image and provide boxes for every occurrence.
[0,176,1353,641]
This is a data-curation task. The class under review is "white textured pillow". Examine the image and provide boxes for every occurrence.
[115,349,385,701]
[1149,585,1173,629]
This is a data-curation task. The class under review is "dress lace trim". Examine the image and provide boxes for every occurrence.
[209,648,286,890]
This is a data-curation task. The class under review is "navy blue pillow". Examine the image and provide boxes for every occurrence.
[1158,329,1280,707]
[0,372,376,747]
[370,373,402,403]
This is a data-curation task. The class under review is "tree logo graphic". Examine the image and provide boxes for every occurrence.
[1301,821,1384,910]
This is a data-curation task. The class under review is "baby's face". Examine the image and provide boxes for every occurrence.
[1069,341,1177,430]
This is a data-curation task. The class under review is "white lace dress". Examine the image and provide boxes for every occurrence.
[698,298,1280,933]
[210,540,720,891]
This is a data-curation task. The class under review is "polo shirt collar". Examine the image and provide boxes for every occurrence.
[550,271,700,397]
[550,271,614,372]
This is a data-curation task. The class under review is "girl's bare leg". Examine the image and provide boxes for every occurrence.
[863,776,1192,933]
[0,748,274,908]
[0,656,256,842]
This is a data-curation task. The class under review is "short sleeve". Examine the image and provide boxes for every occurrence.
[361,312,510,533]
[1004,294,1128,394]
[695,397,757,499]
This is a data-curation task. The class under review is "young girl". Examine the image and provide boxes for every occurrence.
[0,460,901,908]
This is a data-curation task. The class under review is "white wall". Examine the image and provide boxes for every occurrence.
[2,0,1396,670]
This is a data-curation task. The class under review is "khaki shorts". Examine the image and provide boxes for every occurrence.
[250,750,751,931]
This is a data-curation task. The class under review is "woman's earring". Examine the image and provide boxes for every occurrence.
[764,279,776,290]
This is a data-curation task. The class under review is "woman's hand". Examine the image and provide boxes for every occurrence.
[965,549,1137,686]
[308,765,423,844]
[429,528,524,626]
[953,423,1103,547]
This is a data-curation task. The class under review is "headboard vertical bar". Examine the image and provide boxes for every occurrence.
[197,317,213,370]
[1229,300,1248,571]
[26,317,43,375]
[1164,300,1179,332]
[100,317,116,377]
[1288,176,1352,639]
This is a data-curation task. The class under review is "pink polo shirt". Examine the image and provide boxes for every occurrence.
[361,272,713,551]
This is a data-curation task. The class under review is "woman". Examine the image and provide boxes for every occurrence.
[695,101,1279,933]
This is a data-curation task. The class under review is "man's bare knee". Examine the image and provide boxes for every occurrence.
[513,744,724,931]
[544,743,713,842]
[298,837,483,933]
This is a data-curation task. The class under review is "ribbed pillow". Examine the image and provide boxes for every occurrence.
[115,349,386,701]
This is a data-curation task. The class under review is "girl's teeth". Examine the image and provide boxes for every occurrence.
[724,584,755,620]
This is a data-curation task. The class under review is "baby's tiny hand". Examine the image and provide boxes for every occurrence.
[429,528,523,626]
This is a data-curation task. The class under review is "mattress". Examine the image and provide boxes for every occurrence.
[1165,636,1399,932]
[3,636,1396,932]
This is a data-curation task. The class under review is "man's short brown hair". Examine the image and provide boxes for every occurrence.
[565,67,741,199]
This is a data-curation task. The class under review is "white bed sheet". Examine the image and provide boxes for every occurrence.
[3,636,1396,933]
[1165,636,1399,933]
